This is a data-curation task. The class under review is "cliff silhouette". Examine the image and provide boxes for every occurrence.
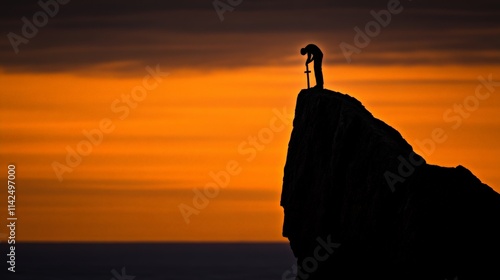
[281,89,500,279]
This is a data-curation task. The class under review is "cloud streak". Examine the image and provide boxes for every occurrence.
[1,0,499,74]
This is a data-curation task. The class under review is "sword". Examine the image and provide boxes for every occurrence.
[304,64,311,89]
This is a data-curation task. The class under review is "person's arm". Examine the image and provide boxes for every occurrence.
[305,53,313,65]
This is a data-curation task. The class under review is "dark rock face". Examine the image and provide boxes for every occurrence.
[281,89,500,279]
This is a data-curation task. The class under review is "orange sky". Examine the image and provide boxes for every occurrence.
[1,0,499,242]
[1,63,499,242]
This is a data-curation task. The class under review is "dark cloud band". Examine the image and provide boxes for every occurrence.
[1,0,499,74]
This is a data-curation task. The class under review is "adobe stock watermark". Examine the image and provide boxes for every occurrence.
[385,74,500,192]
[178,107,294,224]
[213,0,243,22]
[51,65,169,182]
[110,267,135,280]
[282,235,341,280]
[7,0,70,54]
[339,0,405,63]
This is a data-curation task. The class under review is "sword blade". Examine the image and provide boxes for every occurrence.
[305,65,311,89]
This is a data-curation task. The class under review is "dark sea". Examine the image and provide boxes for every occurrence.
[1,243,296,280]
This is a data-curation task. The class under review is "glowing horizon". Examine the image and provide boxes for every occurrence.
[1,63,499,242]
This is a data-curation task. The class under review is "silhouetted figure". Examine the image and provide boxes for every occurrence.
[301,44,323,89]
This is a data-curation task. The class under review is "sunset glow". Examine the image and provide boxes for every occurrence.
[1,0,499,242]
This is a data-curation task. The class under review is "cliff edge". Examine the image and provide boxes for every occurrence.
[281,89,500,279]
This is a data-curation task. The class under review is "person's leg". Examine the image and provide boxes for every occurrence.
[314,55,324,88]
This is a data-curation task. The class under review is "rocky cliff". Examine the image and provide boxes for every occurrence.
[281,89,500,279]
